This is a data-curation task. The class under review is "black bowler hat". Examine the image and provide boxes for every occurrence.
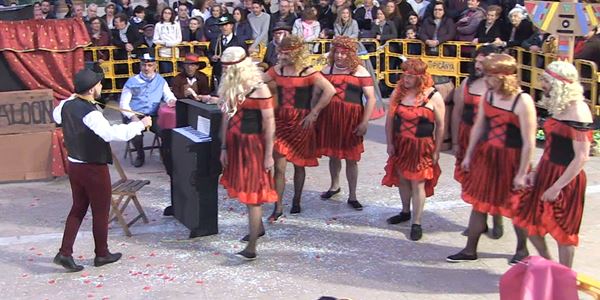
[74,68,104,94]
[272,22,292,33]
[217,15,235,25]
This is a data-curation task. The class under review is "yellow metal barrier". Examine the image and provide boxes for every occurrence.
[83,40,600,116]
[579,274,600,300]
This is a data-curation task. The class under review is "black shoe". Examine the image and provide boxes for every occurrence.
[347,200,363,211]
[163,206,174,216]
[387,212,411,224]
[290,204,301,214]
[446,252,479,263]
[268,210,283,222]
[53,253,84,272]
[321,188,341,199]
[133,155,145,168]
[509,251,529,265]
[491,225,504,239]
[94,252,122,267]
[235,250,257,261]
[410,224,422,241]
[461,224,489,236]
[241,231,265,242]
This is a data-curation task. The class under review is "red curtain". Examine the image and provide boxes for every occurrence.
[0,18,90,177]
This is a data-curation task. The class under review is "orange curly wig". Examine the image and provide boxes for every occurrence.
[390,58,434,109]
[328,36,361,73]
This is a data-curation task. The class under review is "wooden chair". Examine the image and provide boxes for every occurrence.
[123,133,162,164]
[109,153,150,236]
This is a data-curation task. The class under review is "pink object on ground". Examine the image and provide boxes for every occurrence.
[499,256,578,300]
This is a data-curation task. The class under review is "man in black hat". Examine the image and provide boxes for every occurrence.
[52,68,152,272]
[207,15,247,89]
[263,22,291,67]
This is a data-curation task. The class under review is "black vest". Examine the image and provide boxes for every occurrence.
[61,98,112,164]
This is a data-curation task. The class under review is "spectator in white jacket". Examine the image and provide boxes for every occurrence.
[153,7,182,74]
[333,7,359,38]
[292,7,320,42]
[247,0,270,52]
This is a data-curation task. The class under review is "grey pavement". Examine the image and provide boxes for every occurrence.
[0,106,599,300]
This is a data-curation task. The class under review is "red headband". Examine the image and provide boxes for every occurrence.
[222,54,247,66]
[545,69,573,84]
[403,69,425,75]
[278,44,303,53]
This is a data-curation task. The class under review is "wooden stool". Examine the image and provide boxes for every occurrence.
[109,153,150,236]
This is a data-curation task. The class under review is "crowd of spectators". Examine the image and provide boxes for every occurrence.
[19,0,600,85]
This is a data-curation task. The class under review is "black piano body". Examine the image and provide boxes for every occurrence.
[171,99,222,238]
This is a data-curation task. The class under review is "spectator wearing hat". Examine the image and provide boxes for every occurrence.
[269,0,297,39]
[205,4,224,41]
[141,24,156,52]
[120,53,177,168]
[101,3,117,31]
[183,17,206,41]
[264,22,292,67]
[207,15,247,89]
[52,68,151,272]
[233,7,253,43]
[172,53,211,101]
[247,0,270,53]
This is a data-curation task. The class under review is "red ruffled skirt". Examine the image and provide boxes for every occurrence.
[461,142,521,217]
[454,122,472,183]
[220,132,278,205]
[382,135,441,197]
[274,106,318,167]
[512,159,586,246]
[316,99,364,161]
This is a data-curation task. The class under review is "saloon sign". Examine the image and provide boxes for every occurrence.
[0,89,55,135]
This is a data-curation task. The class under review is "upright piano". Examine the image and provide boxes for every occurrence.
[171,99,222,238]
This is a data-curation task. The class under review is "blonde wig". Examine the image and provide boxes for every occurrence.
[278,35,311,72]
[540,60,585,115]
[482,53,520,96]
[218,46,263,117]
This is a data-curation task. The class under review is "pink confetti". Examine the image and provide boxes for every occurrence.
[48,279,56,284]
[29,247,35,251]
[196,280,204,284]
[36,253,43,256]
[162,275,170,280]
[83,279,92,284]
[148,252,156,257]
[102,297,109,300]
[145,264,152,267]
[27,258,34,262]
[96,284,103,288]
[98,275,104,278]
[128,256,136,260]
[78,255,85,259]
[81,272,89,277]
[143,286,151,291]
[156,273,164,277]
[87,293,94,298]
[228,207,234,211]
[212,252,220,256]
[21,274,29,278]
[143,273,150,277]
[316,255,321,259]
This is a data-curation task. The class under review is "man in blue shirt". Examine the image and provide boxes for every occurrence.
[120,53,177,168]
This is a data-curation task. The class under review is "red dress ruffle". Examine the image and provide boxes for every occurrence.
[461,100,523,217]
[512,118,592,246]
[220,96,278,205]
[454,86,481,183]
[317,73,373,161]
[382,100,441,197]
[267,67,320,167]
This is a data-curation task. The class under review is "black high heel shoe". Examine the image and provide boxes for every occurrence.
[268,207,283,222]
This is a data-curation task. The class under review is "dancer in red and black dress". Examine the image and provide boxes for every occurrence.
[382,59,445,241]
[513,61,593,268]
[218,47,277,260]
[317,36,376,211]
[451,46,504,238]
[263,35,335,220]
[447,54,535,264]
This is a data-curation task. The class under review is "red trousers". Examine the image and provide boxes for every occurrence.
[59,162,111,257]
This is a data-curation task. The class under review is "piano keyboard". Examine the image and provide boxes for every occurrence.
[173,126,212,143]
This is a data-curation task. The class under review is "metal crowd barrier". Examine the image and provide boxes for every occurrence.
[84,39,600,115]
